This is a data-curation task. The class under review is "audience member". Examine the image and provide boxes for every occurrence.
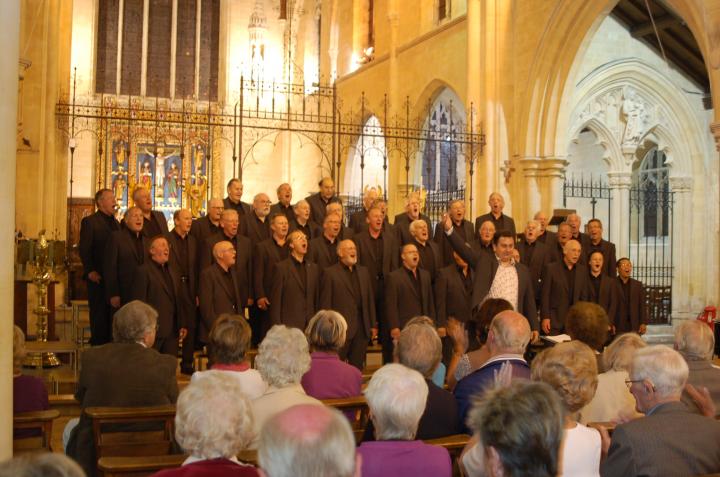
[301,310,362,400]
[674,320,720,413]
[12,325,49,438]
[454,310,532,432]
[580,333,646,424]
[462,381,564,477]
[66,301,178,477]
[565,301,610,370]
[358,364,451,477]
[363,320,460,441]
[251,325,322,448]
[191,314,266,400]
[446,298,513,389]
[0,453,85,477]
[532,341,601,477]
[258,404,360,477]
[601,345,720,476]
[152,374,258,476]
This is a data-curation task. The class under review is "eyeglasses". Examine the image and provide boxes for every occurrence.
[625,379,654,391]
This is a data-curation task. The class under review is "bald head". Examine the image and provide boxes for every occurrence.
[259,404,357,477]
[563,239,582,266]
[488,311,531,355]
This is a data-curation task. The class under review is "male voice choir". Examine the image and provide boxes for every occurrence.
[79,177,648,372]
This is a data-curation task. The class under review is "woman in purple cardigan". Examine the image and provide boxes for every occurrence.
[301,310,362,399]
[13,326,49,438]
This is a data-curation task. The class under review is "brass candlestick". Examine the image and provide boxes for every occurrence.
[23,232,61,367]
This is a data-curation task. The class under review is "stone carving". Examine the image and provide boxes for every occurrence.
[621,87,650,146]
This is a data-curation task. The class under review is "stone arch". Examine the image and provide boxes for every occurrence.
[568,117,621,172]
[342,114,388,197]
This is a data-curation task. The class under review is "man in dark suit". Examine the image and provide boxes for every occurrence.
[79,189,120,345]
[534,210,557,246]
[434,199,474,266]
[320,239,377,370]
[223,178,251,221]
[132,186,168,238]
[270,183,295,222]
[601,346,720,477]
[305,176,341,226]
[541,239,594,335]
[167,209,198,374]
[66,301,178,477]
[131,236,188,357]
[442,216,538,339]
[586,218,617,277]
[435,251,474,367]
[615,258,649,335]
[199,209,253,317]
[269,230,320,330]
[394,193,433,245]
[198,241,244,343]
[253,213,290,345]
[104,207,149,310]
[348,187,378,233]
[355,206,399,356]
[384,243,435,363]
[189,197,223,252]
[474,192,516,238]
[308,212,341,270]
[242,193,271,245]
[546,222,573,264]
[410,219,443,282]
[326,202,354,241]
[289,199,322,240]
[566,213,591,259]
[588,251,620,327]
[517,219,550,308]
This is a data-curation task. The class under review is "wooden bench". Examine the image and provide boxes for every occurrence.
[321,395,369,442]
[86,404,177,474]
[13,409,60,454]
[425,433,472,477]
[49,394,80,417]
[97,449,258,477]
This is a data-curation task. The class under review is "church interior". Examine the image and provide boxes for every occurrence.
[2,0,720,472]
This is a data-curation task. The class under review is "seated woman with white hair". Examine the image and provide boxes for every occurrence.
[191,314,266,400]
[250,325,322,449]
[301,310,362,400]
[532,341,601,477]
[675,320,720,412]
[152,373,258,476]
[357,364,452,477]
[580,333,646,424]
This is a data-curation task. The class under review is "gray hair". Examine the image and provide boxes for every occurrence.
[602,333,646,372]
[489,311,531,354]
[0,453,85,477]
[674,320,715,361]
[468,381,564,477]
[175,373,254,459]
[364,364,428,440]
[631,345,689,398]
[395,322,441,378]
[259,405,357,477]
[256,325,311,387]
[305,310,347,353]
[408,219,427,237]
[294,199,310,210]
[112,301,158,343]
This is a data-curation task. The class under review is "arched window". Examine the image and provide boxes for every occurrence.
[421,100,464,191]
[635,147,670,238]
[344,116,387,197]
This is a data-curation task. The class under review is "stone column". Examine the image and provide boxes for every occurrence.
[519,158,541,223]
[712,122,720,152]
[0,2,19,460]
[539,158,567,216]
[608,171,632,257]
[387,1,399,108]
[466,0,481,215]
[669,176,693,319]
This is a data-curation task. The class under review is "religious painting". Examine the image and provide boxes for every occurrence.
[136,143,182,223]
[111,140,129,209]
[136,145,157,199]
[188,144,209,218]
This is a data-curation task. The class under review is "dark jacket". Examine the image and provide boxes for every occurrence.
[319,263,377,339]
[434,219,475,266]
[198,263,244,342]
[253,237,288,301]
[269,257,321,330]
[242,211,270,246]
[79,210,120,278]
[270,202,296,223]
[384,266,435,330]
[394,212,433,245]
[541,261,594,333]
[199,232,253,308]
[166,231,198,300]
[516,239,550,300]
[355,229,399,298]
[435,264,473,326]
[131,261,189,338]
[289,218,322,241]
[103,227,150,305]
[615,277,649,333]
[474,212,516,238]
[308,235,340,270]
[306,192,341,226]
[188,216,221,258]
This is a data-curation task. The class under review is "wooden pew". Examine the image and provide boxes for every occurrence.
[425,433,472,477]
[321,395,369,443]
[49,394,80,417]
[85,404,177,474]
[97,454,186,477]
[13,409,60,454]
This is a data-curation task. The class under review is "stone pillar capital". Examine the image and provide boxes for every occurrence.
[711,122,720,152]
[518,157,541,177]
[607,171,632,188]
[669,175,693,193]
